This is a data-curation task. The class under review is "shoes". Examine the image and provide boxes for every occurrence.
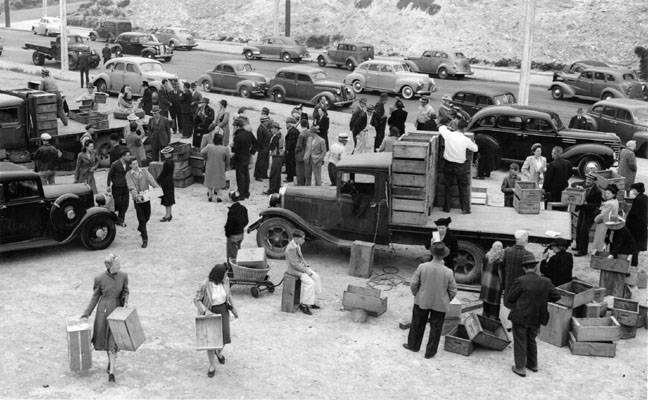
[424,352,435,359]
[511,366,526,377]
[216,354,226,365]
[310,304,321,310]
[160,216,170,222]
[300,305,312,315]
[216,197,223,203]
[462,210,472,214]
[207,368,215,378]
[141,240,148,248]
[574,252,588,257]
[526,365,538,373]
[284,179,293,183]
[208,196,213,202]
[108,373,116,382]
[402,343,417,352]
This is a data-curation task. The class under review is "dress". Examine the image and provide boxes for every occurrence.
[116,93,134,114]
[82,271,129,351]
[201,144,230,189]
[521,155,547,187]
[158,158,175,206]
[593,198,619,252]
[74,151,97,193]
[194,279,232,345]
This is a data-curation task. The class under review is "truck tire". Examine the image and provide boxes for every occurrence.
[32,52,45,66]
[453,240,485,284]
[256,217,296,259]
[80,215,116,250]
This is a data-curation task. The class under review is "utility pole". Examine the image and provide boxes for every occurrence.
[4,0,10,28]
[272,0,280,36]
[59,0,68,72]
[518,0,536,105]
[285,0,291,37]
[42,0,47,17]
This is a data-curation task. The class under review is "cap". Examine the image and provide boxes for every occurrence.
[161,146,174,154]
[41,68,50,76]
[127,113,139,121]
[261,107,270,115]
[260,115,270,122]
[520,254,537,266]
[338,132,349,139]
[430,242,450,258]
[40,133,52,141]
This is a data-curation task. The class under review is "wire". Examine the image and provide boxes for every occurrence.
[367,266,407,291]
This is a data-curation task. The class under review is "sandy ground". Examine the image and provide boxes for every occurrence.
[0,69,647,400]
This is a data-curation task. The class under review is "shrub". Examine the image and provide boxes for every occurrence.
[117,0,129,7]
[354,0,373,8]
[331,34,344,43]
[396,0,441,16]
[97,0,112,6]
[305,34,329,49]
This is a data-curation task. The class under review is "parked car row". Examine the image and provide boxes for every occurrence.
[550,62,643,102]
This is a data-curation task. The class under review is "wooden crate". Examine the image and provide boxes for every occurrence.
[592,170,625,190]
[392,141,429,159]
[471,187,488,205]
[556,280,595,308]
[38,120,58,130]
[392,173,426,187]
[568,332,616,358]
[599,270,627,298]
[66,317,92,372]
[593,287,606,302]
[170,141,192,161]
[444,324,474,356]
[68,110,91,124]
[391,210,426,226]
[445,297,462,320]
[441,318,459,335]
[195,314,223,350]
[191,166,204,177]
[94,92,108,104]
[107,307,146,351]
[235,247,267,269]
[342,285,387,317]
[349,240,375,278]
[35,103,57,113]
[36,112,57,121]
[391,186,426,200]
[514,181,543,201]
[173,175,194,188]
[513,195,541,214]
[539,302,573,347]
[590,254,630,274]
[612,298,639,327]
[463,313,510,351]
[189,155,205,169]
[639,305,647,330]
[173,161,191,180]
[281,273,301,313]
[561,188,585,205]
[571,317,621,342]
[619,324,637,339]
[392,158,427,173]
[392,198,426,213]
[582,301,607,318]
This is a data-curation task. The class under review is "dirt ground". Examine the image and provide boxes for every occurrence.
[0,69,646,400]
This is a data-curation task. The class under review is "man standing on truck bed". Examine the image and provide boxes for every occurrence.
[32,133,61,185]
[78,51,90,89]
[439,120,478,214]
[40,68,68,126]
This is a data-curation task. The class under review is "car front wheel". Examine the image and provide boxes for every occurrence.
[239,85,251,98]
[345,60,355,71]
[80,216,116,250]
[601,92,614,100]
[244,50,254,60]
[352,80,363,94]
[400,85,414,99]
[317,56,326,67]
[551,86,564,100]
[437,67,448,79]
[200,79,212,92]
[95,79,108,93]
[256,217,296,259]
[272,88,285,103]
[282,52,291,63]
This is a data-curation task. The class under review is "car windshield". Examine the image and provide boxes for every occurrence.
[235,63,253,72]
[175,29,191,35]
[633,108,648,122]
[550,112,564,130]
[68,36,87,44]
[140,34,156,42]
[310,71,327,80]
[139,62,164,72]
[393,64,410,72]
[493,94,515,105]
[454,52,465,58]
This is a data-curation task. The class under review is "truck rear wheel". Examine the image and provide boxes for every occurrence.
[256,217,295,259]
[32,52,45,66]
[453,240,485,284]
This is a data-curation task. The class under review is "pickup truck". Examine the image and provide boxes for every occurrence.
[247,131,571,284]
[24,35,100,70]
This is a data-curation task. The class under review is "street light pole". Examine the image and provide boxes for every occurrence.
[272,0,279,36]
[42,0,47,17]
[518,0,536,105]
[59,0,68,72]
[285,0,291,37]
[4,0,10,28]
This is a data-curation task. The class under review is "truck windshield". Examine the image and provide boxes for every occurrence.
[68,36,87,44]
[140,62,164,73]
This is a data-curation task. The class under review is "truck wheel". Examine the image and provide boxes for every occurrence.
[437,67,448,79]
[144,53,154,59]
[95,79,108,93]
[282,52,292,63]
[577,156,603,177]
[551,85,564,100]
[272,88,285,103]
[400,85,414,99]
[32,52,45,66]
[80,215,116,250]
[317,56,326,67]
[256,217,295,259]
[238,85,251,98]
[345,59,355,71]
[453,240,485,284]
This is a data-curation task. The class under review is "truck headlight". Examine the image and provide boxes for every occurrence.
[269,193,281,207]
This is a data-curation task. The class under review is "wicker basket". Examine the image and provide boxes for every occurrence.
[230,260,269,282]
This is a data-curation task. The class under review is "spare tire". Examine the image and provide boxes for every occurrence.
[50,195,84,233]
[453,240,486,284]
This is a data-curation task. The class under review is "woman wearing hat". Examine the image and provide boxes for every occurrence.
[158,146,175,221]
[605,216,637,260]
[74,140,98,193]
[125,114,146,165]
[434,217,458,271]
[626,182,647,266]
[201,134,231,202]
[539,238,573,287]
[216,99,231,146]
[592,185,620,255]
[521,143,547,187]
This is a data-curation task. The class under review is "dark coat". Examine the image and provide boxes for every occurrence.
[82,271,129,351]
[142,87,153,114]
[225,201,248,236]
[101,46,111,60]
[318,114,330,144]
[194,105,215,132]
[502,245,535,308]
[606,227,638,257]
[256,123,272,152]
[539,251,573,287]
[77,52,89,69]
[148,116,171,149]
[231,128,257,165]
[179,90,192,114]
[158,87,172,113]
[285,127,300,153]
[543,157,573,202]
[388,109,408,135]
[576,183,602,221]
[109,144,128,165]
[190,90,203,115]
[568,116,589,129]
[626,193,647,251]
[158,158,175,206]
[370,101,386,129]
[440,230,459,270]
[107,159,129,189]
[506,271,561,327]
[33,144,59,172]
[349,107,367,135]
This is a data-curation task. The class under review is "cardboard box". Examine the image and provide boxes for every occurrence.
[195,314,223,350]
[107,307,146,351]
[66,317,92,372]
[235,247,267,269]
[571,317,621,342]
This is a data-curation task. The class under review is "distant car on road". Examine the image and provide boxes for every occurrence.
[550,67,643,101]
[197,60,268,98]
[405,50,473,79]
[586,98,648,157]
[0,162,117,252]
[242,36,309,63]
[91,57,178,96]
[111,32,173,62]
[450,89,516,117]
[316,42,374,71]
[93,19,132,42]
[268,65,354,108]
[152,27,198,50]
[32,17,61,36]
[344,60,435,100]
[562,60,609,75]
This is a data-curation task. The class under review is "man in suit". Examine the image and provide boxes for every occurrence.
[141,81,153,116]
[224,199,248,260]
[285,230,322,315]
[506,255,561,377]
[78,51,90,88]
[349,98,368,149]
[542,146,573,204]
[303,126,327,186]
[148,106,171,161]
[573,173,603,256]
[157,79,172,119]
[371,93,388,151]
[193,98,215,148]
[502,230,534,309]
[294,121,310,186]
[403,242,458,358]
[254,116,272,181]
[231,117,257,200]
[179,82,193,138]
[568,108,589,129]
[168,80,180,133]
[107,149,132,226]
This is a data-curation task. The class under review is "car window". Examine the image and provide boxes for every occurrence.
[423,51,431,57]
[602,107,617,117]
[283,71,296,80]
[394,64,408,72]
[476,96,492,106]
[477,116,496,127]
[380,65,393,73]
[453,92,465,102]
[617,110,632,121]
[222,65,235,73]
[357,63,368,71]
[361,46,372,52]
[581,71,593,79]
[236,63,253,72]
[439,52,448,58]
[139,62,163,73]
[339,173,376,199]
[113,62,125,71]
[0,107,19,123]
[525,118,553,132]
[623,73,637,80]
[493,94,515,105]
[594,72,605,81]
[5,180,40,201]
[496,115,522,129]
[126,63,136,73]
[368,63,380,71]
[591,105,604,114]
[337,44,344,50]
[350,45,356,51]
[463,93,476,104]
[297,74,311,82]
[455,52,465,58]
[606,74,616,82]
[215,64,223,72]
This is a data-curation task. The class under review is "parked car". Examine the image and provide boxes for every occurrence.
[267,66,354,108]
[467,105,622,176]
[91,57,178,95]
[316,42,374,71]
[405,50,473,79]
[0,162,117,252]
[25,34,100,70]
[586,98,648,157]
[344,60,435,100]
[550,67,643,101]
[197,60,268,98]
[450,89,516,117]
[242,36,309,63]
[111,32,173,62]
[152,27,197,50]
[32,17,61,36]
[562,60,609,75]
[93,19,132,42]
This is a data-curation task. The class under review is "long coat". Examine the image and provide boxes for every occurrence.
[617,148,637,191]
[506,271,561,327]
[201,144,230,189]
[82,271,129,351]
[539,251,573,287]
[158,158,175,206]
[125,127,146,164]
[148,115,171,157]
[543,157,573,202]
[521,155,547,187]
[626,193,647,251]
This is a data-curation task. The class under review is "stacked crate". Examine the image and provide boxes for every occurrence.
[590,254,630,298]
[513,181,542,214]
[568,316,621,357]
[611,298,643,339]
[170,142,193,188]
[7,89,58,137]
[189,148,205,180]
[592,170,625,191]
[87,112,109,130]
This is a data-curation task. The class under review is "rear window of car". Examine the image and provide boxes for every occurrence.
[454,52,465,58]
[126,64,136,73]
[462,93,476,104]
[497,115,522,129]
[525,118,552,132]
[277,71,295,80]
[477,116,496,127]
[297,74,311,82]
[5,180,40,201]
[623,73,637,80]
[222,65,235,73]
[592,105,604,114]
[113,62,125,71]
[493,94,515,105]
[368,64,380,71]
[236,63,253,72]
[453,92,465,102]
[617,110,632,121]
[393,64,408,72]
[361,46,372,52]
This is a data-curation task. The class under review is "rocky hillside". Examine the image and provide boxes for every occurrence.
[75,0,646,66]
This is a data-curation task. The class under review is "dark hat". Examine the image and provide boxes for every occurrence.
[190,81,197,88]
[520,254,538,266]
[434,217,452,226]
[549,238,571,248]
[604,185,619,195]
[142,80,149,86]
[631,182,645,194]
[233,117,247,127]
[261,107,270,115]
[430,242,450,258]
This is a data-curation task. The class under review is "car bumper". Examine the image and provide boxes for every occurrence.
[415,89,434,96]
[333,99,354,107]
[454,71,473,76]
[182,43,198,48]
[250,86,268,96]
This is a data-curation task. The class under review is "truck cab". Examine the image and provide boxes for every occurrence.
[0,94,26,150]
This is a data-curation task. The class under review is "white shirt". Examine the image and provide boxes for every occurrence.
[327,141,347,165]
[210,282,227,305]
[439,125,478,164]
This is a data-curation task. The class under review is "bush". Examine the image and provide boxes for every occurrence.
[116,0,129,7]
[331,34,344,43]
[97,0,112,6]
[304,34,329,49]
[396,0,441,16]
[354,0,373,8]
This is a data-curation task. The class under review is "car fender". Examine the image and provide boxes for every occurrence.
[282,48,300,57]
[584,115,598,130]
[403,59,421,73]
[600,87,625,99]
[236,79,261,91]
[268,83,287,95]
[242,45,260,54]
[563,142,615,165]
[309,91,335,105]
[549,82,575,97]
[344,73,365,85]
[62,207,118,243]
[91,72,111,87]
[196,73,212,85]
[141,46,158,56]
[437,62,452,74]
[631,130,648,149]
[318,53,334,63]
[395,77,417,91]
[345,56,359,67]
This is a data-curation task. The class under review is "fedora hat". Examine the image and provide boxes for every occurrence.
[126,113,139,121]
[430,242,450,258]
[520,254,538,266]
[548,238,571,248]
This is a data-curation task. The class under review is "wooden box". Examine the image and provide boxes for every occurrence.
[170,141,192,161]
[95,92,108,104]
[35,103,57,113]
[66,318,92,372]
[514,181,543,202]
[593,287,606,302]
[590,254,630,274]
[513,195,541,214]
[471,187,488,205]
[173,160,192,180]
[592,170,625,190]
[619,324,637,340]
[391,210,426,226]
[556,280,595,308]
[441,318,459,336]
[568,332,616,358]
[107,307,146,351]
[539,302,573,347]
[195,314,223,350]
[392,141,428,159]
[236,247,267,269]
[612,298,639,327]
[173,175,194,188]
[445,297,462,320]
[444,324,474,356]
[583,301,607,318]
[463,313,510,351]
[599,270,627,298]
[571,317,621,342]
[561,188,585,205]
[342,285,387,317]
[349,240,375,278]
[281,273,301,313]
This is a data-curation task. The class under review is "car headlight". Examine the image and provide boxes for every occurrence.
[336,89,341,95]
[252,81,258,87]
[91,50,96,55]
[269,193,281,207]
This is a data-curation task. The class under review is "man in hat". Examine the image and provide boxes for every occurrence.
[403,241,457,359]
[304,126,327,186]
[231,117,257,200]
[618,140,637,191]
[434,217,458,271]
[101,43,111,66]
[543,146,573,205]
[437,95,456,124]
[254,115,272,181]
[189,82,203,117]
[439,120,478,214]
[539,238,573,287]
[107,149,131,227]
[573,173,602,256]
[568,108,589,129]
[179,81,193,138]
[264,121,285,195]
[284,117,300,183]
[317,106,330,151]
[294,121,310,186]
[349,98,368,148]
[157,79,172,119]
[415,96,436,131]
[225,197,248,260]
[141,81,153,116]
[327,132,349,186]
[312,97,327,126]
[193,98,215,148]
[370,93,388,151]
[606,216,637,261]
[148,106,171,161]
[78,51,90,89]
[502,230,534,310]
[285,230,322,315]
[40,68,68,126]
[32,133,61,184]
[627,182,647,267]
[506,254,561,377]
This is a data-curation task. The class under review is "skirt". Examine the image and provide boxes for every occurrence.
[210,303,231,345]
[159,182,175,206]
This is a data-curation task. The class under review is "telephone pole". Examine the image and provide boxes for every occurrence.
[4,0,10,27]
[59,0,68,72]
[42,0,47,17]
[518,0,536,105]
[285,0,291,37]
[272,0,280,36]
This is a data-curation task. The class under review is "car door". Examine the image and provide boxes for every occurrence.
[0,178,47,244]
[612,107,634,143]
[220,64,239,91]
[124,62,143,94]
[265,38,280,57]
[589,105,608,131]
[418,50,433,72]
[378,64,395,90]
[209,64,225,90]
[330,44,344,63]
[336,172,386,241]
[591,71,607,97]
[494,114,524,159]
[278,71,297,98]
[366,63,381,89]
[573,71,594,96]
[296,73,313,101]
[523,117,559,157]
[431,51,444,72]
[109,61,126,91]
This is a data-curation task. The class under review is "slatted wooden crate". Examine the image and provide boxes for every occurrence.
[107,307,146,351]
[556,280,595,308]
[592,170,625,190]
[568,332,616,358]
[514,181,543,201]
[195,314,223,350]
[66,317,92,372]
[539,302,573,347]
[471,187,488,205]
[170,142,192,161]
[173,160,191,179]
[561,187,586,205]
[444,324,474,356]
[590,254,630,274]
[173,175,194,188]
[513,195,541,214]
[341,285,387,317]
[571,317,621,342]
[463,313,510,351]
[612,298,640,327]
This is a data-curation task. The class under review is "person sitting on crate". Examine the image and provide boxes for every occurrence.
[539,238,573,287]
[75,85,98,112]
[40,68,68,126]
[193,263,239,378]
[501,163,521,207]
[285,230,322,315]
[605,216,637,262]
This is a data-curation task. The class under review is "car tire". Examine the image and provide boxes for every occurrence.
[32,52,45,66]
[317,56,326,67]
[89,32,96,41]
[601,92,614,100]
[144,53,154,59]
[453,240,486,284]
[437,67,448,79]
[163,57,172,63]
[577,155,603,177]
[551,85,564,100]
[244,50,254,60]
[239,85,251,98]
[200,79,212,92]
[345,59,355,71]
[168,41,176,51]
[50,196,84,233]
[272,88,285,103]
[400,85,414,100]
[282,52,292,63]
[95,79,108,93]
[256,217,296,259]
[352,80,363,94]
[80,215,116,250]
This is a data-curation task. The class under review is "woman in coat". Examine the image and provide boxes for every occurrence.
[592,185,620,254]
[387,99,408,136]
[115,85,134,115]
[81,253,129,383]
[216,99,231,146]
[193,263,238,378]
[158,146,175,222]
[201,134,230,202]
[434,217,458,271]
[125,114,146,164]
[605,216,637,260]
[521,143,547,187]
[74,140,98,193]
[479,241,504,320]
[627,182,647,266]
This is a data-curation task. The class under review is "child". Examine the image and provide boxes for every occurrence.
[501,163,521,207]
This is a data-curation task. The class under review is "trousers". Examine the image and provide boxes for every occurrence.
[268,155,284,194]
[181,113,193,137]
[299,270,321,306]
[234,162,251,198]
[304,159,322,186]
[295,160,305,186]
[134,201,151,240]
[328,163,337,186]
[512,323,538,371]
[226,233,244,261]
[112,186,129,224]
[407,305,445,356]
[443,161,470,212]
[254,150,270,179]
[575,210,595,253]
[374,124,386,151]
[285,151,296,181]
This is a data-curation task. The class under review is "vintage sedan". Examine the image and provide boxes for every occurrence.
[586,98,648,157]
[197,60,268,98]
[550,67,643,101]
[32,17,61,36]
[152,27,198,50]
[242,36,309,63]
[562,60,609,75]
[450,89,516,117]
[111,32,173,62]
[405,50,473,79]
[268,66,354,108]
[316,42,374,71]
[344,60,435,99]
[91,57,178,95]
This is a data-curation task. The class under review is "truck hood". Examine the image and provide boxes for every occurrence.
[43,183,91,200]
[560,128,620,142]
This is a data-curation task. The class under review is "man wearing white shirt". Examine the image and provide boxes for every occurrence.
[327,132,349,186]
[439,120,478,214]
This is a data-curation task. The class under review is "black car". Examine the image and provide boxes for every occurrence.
[268,66,354,108]
[111,32,173,62]
[93,19,132,42]
[450,89,516,117]
[467,105,622,176]
[0,162,117,252]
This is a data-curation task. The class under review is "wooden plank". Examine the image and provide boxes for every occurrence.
[107,307,146,351]
[195,315,223,350]
[514,196,541,214]
[35,103,57,113]
[348,243,375,278]
[392,173,426,187]
[568,331,616,358]
[391,185,426,200]
[599,270,626,297]
[592,170,625,190]
[443,324,474,356]
[461,300,483,313]
[392,158,427,173]
[593,287,606,302]
[539,302,573,347]
[342,291,387,316]
[619,324,637,339]
[392,142,428,159]
[392,198,426,213]
[66,318,92,372]
[590,254,630,274]
[281,273,301,313]
[391,210,425,226]
[556,280,595,308]
[571,317,621,342]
